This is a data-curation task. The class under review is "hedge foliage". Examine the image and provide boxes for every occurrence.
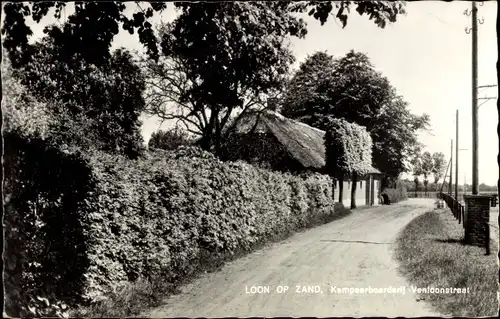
[324,118,373,176]
[382,179,408,203]
[4,132,94,317]
[5,141,342,317]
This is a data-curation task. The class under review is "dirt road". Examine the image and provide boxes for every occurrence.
[144,199,441,318]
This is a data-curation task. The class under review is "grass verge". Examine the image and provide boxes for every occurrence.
[71,202,353,318]
[395,208,499,317]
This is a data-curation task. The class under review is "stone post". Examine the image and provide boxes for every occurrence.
[463,195,491,251]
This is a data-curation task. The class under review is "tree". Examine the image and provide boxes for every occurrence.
[2,1,405,69]
[289,1,406,28]
[1,2,168,68]
[148,127,195,151]
[431,152,447,191]
[410,149,423,197]
[280,51,337,121]
[11,34,146,158]
[1,54,51,139]
[3,2,407,155]
[283,51,392,127]
[282,50,430,181]
[143,3,306,155]
[420,152,434,195]
[324,118,372,209]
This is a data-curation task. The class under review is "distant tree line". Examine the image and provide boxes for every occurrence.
[409,149,447,195]
[401,179,497,193]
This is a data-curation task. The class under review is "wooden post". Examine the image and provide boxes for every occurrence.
[471,1,479,195]
[449,139,453,195]
[455,110,459,199]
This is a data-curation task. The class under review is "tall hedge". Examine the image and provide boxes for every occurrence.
[81,147,338,297]
[324,118,372,207]
[324,118,373,176]
[4,132,95,317]
[5,142,342,317]
[382,179,408,203]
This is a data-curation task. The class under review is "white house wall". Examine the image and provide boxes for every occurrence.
[332,175,382,207]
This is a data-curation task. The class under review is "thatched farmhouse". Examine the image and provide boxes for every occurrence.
[222,110,383,206]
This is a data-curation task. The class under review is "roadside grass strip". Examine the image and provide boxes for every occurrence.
[395,209,499,317]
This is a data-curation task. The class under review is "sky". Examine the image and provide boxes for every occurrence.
[6,1,499,186]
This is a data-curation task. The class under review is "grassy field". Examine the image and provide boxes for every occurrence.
[395,207,499,317]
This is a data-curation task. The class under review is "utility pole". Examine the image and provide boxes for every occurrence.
[471,0,479,195]
[455,110,459,199]
[462,0,493,254]
[464,2,495,195]
[449,139,453,195]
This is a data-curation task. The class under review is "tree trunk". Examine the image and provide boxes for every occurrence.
[214,134,222,158]
[338,175,344,204]
[197,137,210,151]
[350,172,358,209]
[214,116,223,157]
[331,177,336,201]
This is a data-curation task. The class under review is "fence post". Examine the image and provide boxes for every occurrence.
[463,204,467,229]
[485,223,490,255]
[454,200,458,219]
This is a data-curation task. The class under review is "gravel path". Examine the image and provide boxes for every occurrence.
[144,199,442,318]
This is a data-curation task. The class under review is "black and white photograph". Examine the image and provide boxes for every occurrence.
[2,1,499,317]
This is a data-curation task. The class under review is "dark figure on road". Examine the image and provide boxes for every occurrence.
[381,194,391,205]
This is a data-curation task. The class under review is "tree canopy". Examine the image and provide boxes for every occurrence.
[2,56,51,139]
[1,2,168,68]
[324,118,373,177]
[2,1,406,69]
[148,127,195,151]
[409,149,447,193]
[420,151,433,193]
[9,35,147,157]
[282,50,430,181]
[431,152,447,186]
[2,1,408,158]
[143,3,304,154]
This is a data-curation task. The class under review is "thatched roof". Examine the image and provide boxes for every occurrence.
[232,110,382,174]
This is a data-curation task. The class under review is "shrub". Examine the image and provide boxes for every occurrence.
[81,146,339,302]
[3,48,145,159]
[4,132,94,317]
[382,179,408,203]
[324,117,373,177]
[5,143,343,317]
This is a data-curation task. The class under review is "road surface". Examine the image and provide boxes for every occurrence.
[143,199,441,318]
